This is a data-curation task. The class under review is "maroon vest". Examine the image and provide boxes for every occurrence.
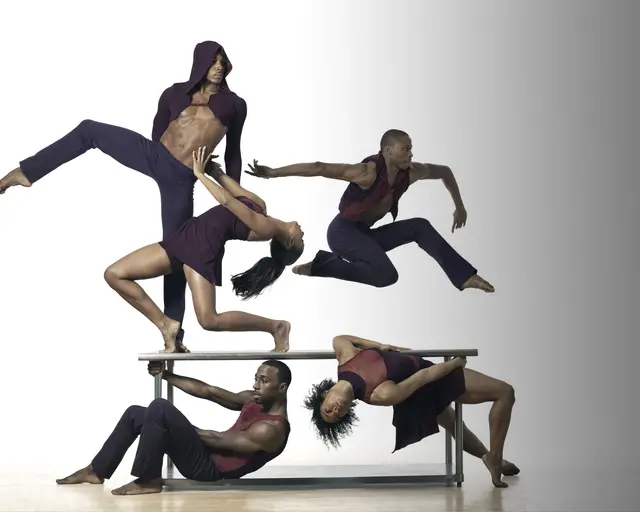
[212,401,290,479]
[338,152,411,223]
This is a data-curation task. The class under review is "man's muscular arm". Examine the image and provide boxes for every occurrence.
[246,160,376,189]
[148,362,253,411]
[151,86,173,142]
[410,163,465,209]
[198,421,285,453]
[224,97,247,182]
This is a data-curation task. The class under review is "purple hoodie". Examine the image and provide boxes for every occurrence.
[151,41,247,181]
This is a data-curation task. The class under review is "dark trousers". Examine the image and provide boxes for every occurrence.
[19,120,196,331]
[90,398,220,481]
[311,215,477,288]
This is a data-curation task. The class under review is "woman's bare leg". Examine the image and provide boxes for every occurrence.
[184,266,291,352]
[104,243,183,352]
[437,407,520,475]
[455,368,516,488]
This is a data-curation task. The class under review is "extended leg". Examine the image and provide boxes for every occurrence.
[185,266,291,352]
[437,406,520,476]
[103,243,183,352]
[456,369,516,487]
[1,119,160,194]
[112,398,219,496]
[56,404,147,485]
[371,217,494,292]
[298,216,400,287]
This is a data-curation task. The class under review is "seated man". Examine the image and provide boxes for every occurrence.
[304,335,518,488]
[56,359,291,496]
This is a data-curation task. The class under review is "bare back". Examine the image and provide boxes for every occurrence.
[161,91,228,167]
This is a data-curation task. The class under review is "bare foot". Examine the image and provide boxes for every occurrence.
[272,321,291,352]
[502,459,520,476]
[482,453,508,488]
[0,168,32,194]
[462,274,495,293]
[159,316,183,353]
[111,478,163,496]
[292,261,313,276]
[56,465,103,485]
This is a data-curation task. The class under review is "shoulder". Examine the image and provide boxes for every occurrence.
[249,419,287,447]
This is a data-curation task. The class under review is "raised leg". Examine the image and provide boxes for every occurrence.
[1,120,161,194]
[185,266,291,352]
[103,243,183,353]
[112,398,219,496]
[301,216,399,287]
[456,368,516,487]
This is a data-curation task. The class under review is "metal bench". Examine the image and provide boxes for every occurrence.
[138,349,477,490]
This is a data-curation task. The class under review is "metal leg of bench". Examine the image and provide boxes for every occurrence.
[166,360,175,479]
[444,357,453,483]
[455,400,464,487]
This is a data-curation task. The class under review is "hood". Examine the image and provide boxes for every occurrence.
[185,40,234,93]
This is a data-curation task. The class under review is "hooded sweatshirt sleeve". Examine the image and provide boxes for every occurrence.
[151,86,173,142]
[223,96,247,182]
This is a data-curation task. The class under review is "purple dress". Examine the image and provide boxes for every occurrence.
[338,348,466,452]
[159,196,265,285]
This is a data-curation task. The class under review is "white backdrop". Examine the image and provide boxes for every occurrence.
[1,0,638,479]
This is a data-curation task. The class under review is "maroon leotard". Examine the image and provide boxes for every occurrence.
[158,196,265,285]
[338,348,466,452]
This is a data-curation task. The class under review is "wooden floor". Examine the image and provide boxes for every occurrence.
[1,463,638,512]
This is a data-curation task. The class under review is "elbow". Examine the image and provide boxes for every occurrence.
[311,162,325,176]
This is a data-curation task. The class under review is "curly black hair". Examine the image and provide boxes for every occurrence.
[303,378,358,448]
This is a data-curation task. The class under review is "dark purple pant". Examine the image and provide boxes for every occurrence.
[311,215,477,288]
[19,120,196,336]
[90,398,220,481]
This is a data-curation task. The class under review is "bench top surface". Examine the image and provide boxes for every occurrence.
[138,349,478,361]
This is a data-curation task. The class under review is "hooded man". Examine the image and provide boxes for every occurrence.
[0,41,247,348]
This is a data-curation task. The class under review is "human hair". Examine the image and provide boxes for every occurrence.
[380,129,409,150]
[303,378,358,449]
[231,239,303,300]
[262,359,292,386]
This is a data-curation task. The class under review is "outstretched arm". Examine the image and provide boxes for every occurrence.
[369,358,467,406]
[148,362,253,411]
[206,156,267,213]
[194,148,277,239]
[410,163,467,231]
[410,163,464,208]
[197,421,285,453]
[247,159,376,188]
[223,97,247,182]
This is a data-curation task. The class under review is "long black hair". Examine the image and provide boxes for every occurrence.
[231,239,303,300]
[303,378,359,449]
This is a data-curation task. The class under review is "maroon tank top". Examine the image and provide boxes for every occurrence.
[212,401,290,479]
[337,348,421,403]
[338,152,411,223]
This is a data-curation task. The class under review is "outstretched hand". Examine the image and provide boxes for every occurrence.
[245,159,274,178]
[452,206,467,232]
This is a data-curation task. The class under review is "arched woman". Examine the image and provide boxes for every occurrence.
[104,147,305,353]
[304,335,519,487]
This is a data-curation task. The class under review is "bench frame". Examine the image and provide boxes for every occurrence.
[138,349,476,490]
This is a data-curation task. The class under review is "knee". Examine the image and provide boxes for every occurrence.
[123,405,145,418]
[196,311,221,331]
[146,398,171,418]
[370,266,398,288]
[501,383,516,404]
[76,119,97,134]
[409,217,434,233]
[103,264,123,287]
